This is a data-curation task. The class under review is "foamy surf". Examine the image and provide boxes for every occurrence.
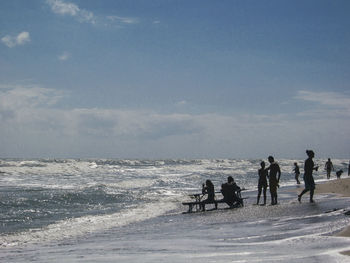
[0,201,176,247]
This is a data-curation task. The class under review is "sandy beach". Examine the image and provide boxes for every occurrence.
[316,177,350,198]
[315,177,350,255]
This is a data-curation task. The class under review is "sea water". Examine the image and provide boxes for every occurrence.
[0,158,349,262]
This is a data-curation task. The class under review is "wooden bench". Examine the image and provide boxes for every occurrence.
[182,190,244,213]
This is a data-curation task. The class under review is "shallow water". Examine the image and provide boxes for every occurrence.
[0,159,349,262]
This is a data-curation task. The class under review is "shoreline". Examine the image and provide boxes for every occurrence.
[315,177,350,256]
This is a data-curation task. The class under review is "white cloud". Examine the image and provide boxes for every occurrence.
[46,0,139,27]
[47,0,79,16]
[46,0,96,24]
[1,31,30,48]
[0,84,63,111]
[58,51,71,61]
[296,90,350,109]
[176,100,187,106]
[295,90,350,118]
[107,16,139,25]
[0,85,349,158]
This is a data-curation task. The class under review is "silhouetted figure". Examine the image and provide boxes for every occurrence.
[221,176,242,207]
[200,180,215,211]
[348,161,350,176]
[267,156,281,205]
[325,158,334,179]
[336,170,343,179]
[298,150,319,203]
[293,162,301,184]
[257,161,268,205]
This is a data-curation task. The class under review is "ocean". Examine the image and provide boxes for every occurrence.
[1,158,350,262]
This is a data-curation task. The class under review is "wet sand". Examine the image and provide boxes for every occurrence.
[316,177,350,198]
[315,177,350,256]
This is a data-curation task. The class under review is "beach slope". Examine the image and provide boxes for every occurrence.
[316,177,350,256]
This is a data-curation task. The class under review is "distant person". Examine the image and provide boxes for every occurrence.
[336,170,343,179]
[267,156,281,205]
[221,176,242,207]
[325,158,334,179]
[256,161,268,205]
[200,180,216,211]
[293,162,301,184]
[348,161,350,176]
[298,150,319,203]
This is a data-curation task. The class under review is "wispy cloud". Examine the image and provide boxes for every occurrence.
[295,90,350,117]
[107,16,139,25]
[58,51,71,61]
[1,31,30,48]
[176,100,187,106]
[296,90,350,109]
[46,0,139,27]
[46,0,96,24]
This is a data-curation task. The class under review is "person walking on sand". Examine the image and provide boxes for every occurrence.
[325,158,334,179]
[298,150,319,203]
[257,161,268,205]
[293,162,301,184]
[267,156,281,205]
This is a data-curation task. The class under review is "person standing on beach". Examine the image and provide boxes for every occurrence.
[267,156,281,205]
[298,150,319,203]
[325,158,334,179]
[293,162,301,184]
[256,161,268,205]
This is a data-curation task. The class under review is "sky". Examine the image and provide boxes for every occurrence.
[0,0,350,159]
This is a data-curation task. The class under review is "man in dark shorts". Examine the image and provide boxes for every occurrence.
[267,156,281,205]
[257,161,268,205]
[298,150,318,203]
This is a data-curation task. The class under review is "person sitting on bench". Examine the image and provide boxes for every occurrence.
[200,179,216,211]
[220,176,242,207]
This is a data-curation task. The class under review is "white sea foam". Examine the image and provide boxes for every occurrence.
[0,201,176,247]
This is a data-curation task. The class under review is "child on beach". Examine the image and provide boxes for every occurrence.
[298,150,319,203]
[293,162,301,184]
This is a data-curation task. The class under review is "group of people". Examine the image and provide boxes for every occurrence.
[256,156,281,206]
[198,151,349,209]
[200,176,243,211]
[324,158,347,179]
[260,151,349,205]
[257,150,322,205]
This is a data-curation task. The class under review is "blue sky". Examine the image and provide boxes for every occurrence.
[1,0,350,159]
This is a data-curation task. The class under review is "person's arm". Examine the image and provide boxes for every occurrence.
[277,165,281,182]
